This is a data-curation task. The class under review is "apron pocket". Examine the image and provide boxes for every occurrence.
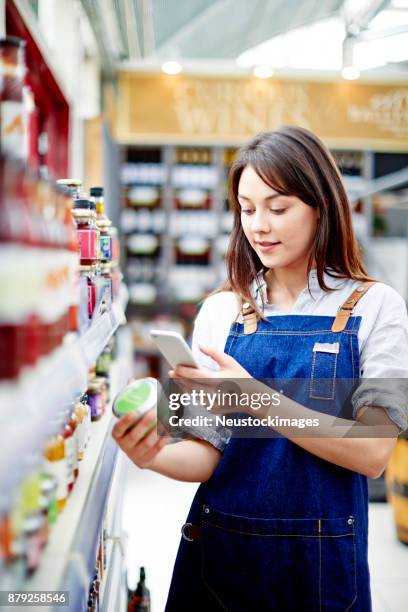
[310,342,339,400]
[201,507,356,612]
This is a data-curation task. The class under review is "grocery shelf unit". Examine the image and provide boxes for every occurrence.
[120,144,235,377]
[0,290,131,611]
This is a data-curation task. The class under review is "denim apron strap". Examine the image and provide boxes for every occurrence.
[331,281,377,332]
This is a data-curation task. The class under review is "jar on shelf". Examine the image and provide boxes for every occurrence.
[43,435,67,512]
[74,399,88,461]
[58,183,80,332]
[72,199,100,265]
[95,345,111,378]
[110,226,120,264]
[38,496,49,550]
[100,262,113,308]
[56,178,82,200]
[39,474,58,526]
[62,418,75,495]
[68,410,79,481]
[92,376,107,414]
[98,218,112,262]
[79,264,97,320]
[87,381,103,421]
[23,512,43,577]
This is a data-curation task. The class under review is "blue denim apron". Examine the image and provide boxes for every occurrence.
[165,313,371,611]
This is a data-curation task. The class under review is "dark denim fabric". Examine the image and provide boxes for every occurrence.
[166,315,371,611]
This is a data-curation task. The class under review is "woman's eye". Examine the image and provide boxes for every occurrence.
[241,209,254,215]
[271,208,287,215]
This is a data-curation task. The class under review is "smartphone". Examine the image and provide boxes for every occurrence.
[149,330,199,369]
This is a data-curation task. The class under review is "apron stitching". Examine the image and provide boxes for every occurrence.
[309,351,338,400]
[350,333,355,384]
[343,522,358,612]
[318,519,322,612]
[227,329,237,355]
[200,525,229,611]
[202,521,353,538]
[229,329,356,336]
[309,351,317,398]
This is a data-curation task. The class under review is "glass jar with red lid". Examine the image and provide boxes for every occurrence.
[72,199,100,265]
[79,264,97,320]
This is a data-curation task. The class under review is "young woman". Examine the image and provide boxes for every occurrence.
[113,127,408,611]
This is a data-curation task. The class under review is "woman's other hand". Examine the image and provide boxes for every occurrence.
[112,408,167,469]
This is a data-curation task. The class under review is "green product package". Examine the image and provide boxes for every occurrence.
[113,377,158,438]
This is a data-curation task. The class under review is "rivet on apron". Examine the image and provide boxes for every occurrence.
[347,517,355,525]
[203,504,210,514]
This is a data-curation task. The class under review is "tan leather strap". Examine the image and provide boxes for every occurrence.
[241,301,258,335]
[331,281,377,333]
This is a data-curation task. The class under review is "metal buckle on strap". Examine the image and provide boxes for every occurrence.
[181,522,194,542]
[181,522,202,542]
[337,305,354,314]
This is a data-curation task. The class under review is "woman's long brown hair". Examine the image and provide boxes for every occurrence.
[209,126,373,317]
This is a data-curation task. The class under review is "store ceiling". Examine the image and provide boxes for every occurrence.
[80,0,408,76]
[81,0,343,62]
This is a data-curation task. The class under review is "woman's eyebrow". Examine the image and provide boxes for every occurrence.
[237,193,281,202]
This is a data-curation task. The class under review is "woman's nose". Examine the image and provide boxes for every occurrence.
[251,209,271,233]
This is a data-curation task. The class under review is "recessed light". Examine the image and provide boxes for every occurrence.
[161,61,182,75]
[341,66,360,80]
[253,65,274,79]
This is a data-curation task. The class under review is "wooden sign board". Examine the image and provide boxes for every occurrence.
[115,72,408,151]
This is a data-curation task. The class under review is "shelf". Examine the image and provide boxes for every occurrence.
[11,0,70,103]
[0,286,128,506]
[26,352,133,611]
[100,453,129,612]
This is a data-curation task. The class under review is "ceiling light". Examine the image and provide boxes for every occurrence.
[161,61,182,75]
[341,66,360,80]
[253,65,274,78]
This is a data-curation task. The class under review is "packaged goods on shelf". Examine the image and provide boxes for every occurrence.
[0,155,128,598]
[0,160,80,381]
[120,146,231,315]
[0,37,29,162]
[128,566,151,612]
[0,335,122,590]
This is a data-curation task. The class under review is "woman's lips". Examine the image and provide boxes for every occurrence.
[256,241,281,253]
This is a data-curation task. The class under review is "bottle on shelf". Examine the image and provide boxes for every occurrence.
[73,397,89,461]
[43,433,67,513]
[87,380,103,422]
[72,199,101,266]
[128,566,151,612]
[67,410,79,481]
[56,178,82,200]
[61,413,75,495]
[90,186,112,264]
